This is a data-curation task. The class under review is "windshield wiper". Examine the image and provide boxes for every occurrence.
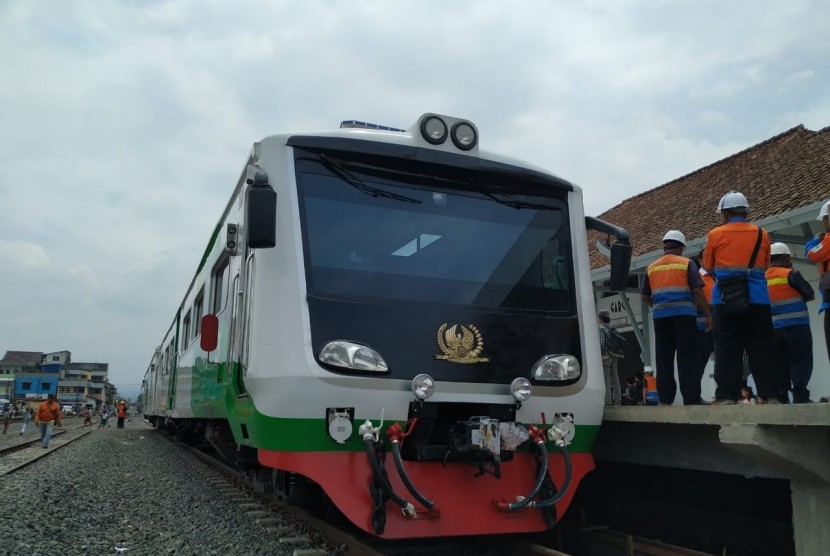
[319,153,422,204]
[480,191,558,211]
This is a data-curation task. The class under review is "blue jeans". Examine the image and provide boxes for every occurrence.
[39,422,54,447]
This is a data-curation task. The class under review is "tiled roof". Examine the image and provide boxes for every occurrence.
[589,125,830,269]
[0,351,43,367]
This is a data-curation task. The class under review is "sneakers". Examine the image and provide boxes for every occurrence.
[711,399,736,405]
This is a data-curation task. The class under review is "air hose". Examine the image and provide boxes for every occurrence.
[494,425,549,512]
[363,436,409,509]
[530,443,572,509]
[390,440,435,510]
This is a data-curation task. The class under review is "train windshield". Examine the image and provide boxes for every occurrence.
[295,149,575,313]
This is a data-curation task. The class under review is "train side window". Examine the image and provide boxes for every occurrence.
[212,256,231,314]
[182,311,191,349]
[241,254,255,370]
[193,288,205,339]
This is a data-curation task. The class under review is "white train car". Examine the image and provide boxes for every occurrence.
[142,113,631,538]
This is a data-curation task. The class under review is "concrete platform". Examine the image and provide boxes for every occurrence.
[597,404,830,555]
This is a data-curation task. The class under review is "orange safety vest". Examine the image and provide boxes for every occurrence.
[703,220,771,305]
[766,267,809,328]
[644,374,658,403]
[646,253,696,318]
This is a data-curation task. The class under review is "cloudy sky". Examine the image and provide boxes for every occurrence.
[1,0,829,393]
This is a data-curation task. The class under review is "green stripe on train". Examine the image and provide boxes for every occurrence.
[187,360,600,453]
[235,411,600,453]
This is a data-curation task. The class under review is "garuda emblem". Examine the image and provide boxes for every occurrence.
[434,323,489,364]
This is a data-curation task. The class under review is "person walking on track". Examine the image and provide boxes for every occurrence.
[35,394,62,448]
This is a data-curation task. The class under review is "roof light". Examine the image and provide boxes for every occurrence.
[419,115,448,145]
[451,121,478,150]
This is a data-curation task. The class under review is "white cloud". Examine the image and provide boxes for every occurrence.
[1,0,829,387]
[0,240,52,270]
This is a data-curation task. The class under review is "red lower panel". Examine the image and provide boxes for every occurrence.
[259,448,594,538]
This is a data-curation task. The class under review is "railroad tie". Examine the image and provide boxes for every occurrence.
[292,549,329,556]
[246,510,271,518]
[279,536,311,545]
[264,526,294,536]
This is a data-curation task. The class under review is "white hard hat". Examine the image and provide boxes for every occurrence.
[770,242,792,256]
[817,201,830,221]
[716,191,749,213]
[662,230,687,245]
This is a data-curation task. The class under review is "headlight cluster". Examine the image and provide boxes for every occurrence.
[531,354,581,382]
[318,340,388,373]
[418,114,478,151]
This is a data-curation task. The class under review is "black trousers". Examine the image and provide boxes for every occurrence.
[654,315,699,404]
[695,328,714,385]
[713,304,781,401]
[775,325,813,402]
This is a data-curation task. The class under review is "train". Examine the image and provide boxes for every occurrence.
[142,113,631,538]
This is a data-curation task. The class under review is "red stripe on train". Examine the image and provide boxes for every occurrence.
[259,449,594,538]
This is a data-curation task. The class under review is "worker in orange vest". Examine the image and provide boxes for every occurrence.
[642,368,658,405]
[703,191,781,404]
[642,230,711,405]
[806,200,830,364]
[640,230,712,405]
[767,243,815,403]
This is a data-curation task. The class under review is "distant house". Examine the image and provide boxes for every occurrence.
[61,362,110,409]
[0,351,44,401]
[591,124,830,401]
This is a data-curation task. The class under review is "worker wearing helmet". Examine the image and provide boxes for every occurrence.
[703,191,782,404]
[805,200,830,364]
[766,242,815,403]
[641,230,711,405]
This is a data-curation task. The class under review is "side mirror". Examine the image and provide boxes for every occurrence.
[609,240,632,291]
[200,314,219,352]
[246,168,276,249]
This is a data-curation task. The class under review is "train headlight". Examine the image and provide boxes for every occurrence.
[419,115,448,145]
[531,354,581,382]
[451,121,478,150]
[411,374,435,400]
[318,340,389,373]
[510,377,532,403]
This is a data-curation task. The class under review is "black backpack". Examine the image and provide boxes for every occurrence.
[605,325,628,358]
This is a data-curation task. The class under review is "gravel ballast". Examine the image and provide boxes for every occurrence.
[0,419,303,556]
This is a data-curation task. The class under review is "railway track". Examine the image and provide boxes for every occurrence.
[161,426,570,556]
[157,426,714,556]
[0,424,94,476]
